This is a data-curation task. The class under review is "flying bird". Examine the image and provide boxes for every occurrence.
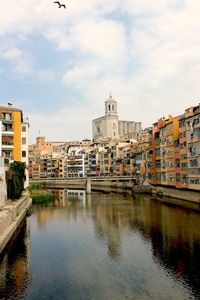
[54,1,66,9]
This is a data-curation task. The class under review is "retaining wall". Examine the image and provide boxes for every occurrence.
[0,192,32,254]
[37,178,200,205]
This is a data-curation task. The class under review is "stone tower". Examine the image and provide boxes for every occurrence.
[105,94,118,116]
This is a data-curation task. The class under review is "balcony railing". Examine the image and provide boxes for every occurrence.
[0,116,13,121]
[2,128,14,132]
[2,142,14,146]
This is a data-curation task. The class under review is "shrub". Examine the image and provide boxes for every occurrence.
[28,183,43,191]
[7,161,26,200]
[31,192,55,203]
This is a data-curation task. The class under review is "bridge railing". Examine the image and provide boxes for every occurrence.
[30,175,136,182]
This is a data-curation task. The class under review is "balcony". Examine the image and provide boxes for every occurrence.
[0,115,14,123]
[2,141,14,149]
[2,128,14,135]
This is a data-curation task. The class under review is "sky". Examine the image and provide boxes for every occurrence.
[0,0,200,144]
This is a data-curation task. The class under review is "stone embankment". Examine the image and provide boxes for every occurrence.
[0,191,32,254]
[150,185,200,204]
[31,178,200,208]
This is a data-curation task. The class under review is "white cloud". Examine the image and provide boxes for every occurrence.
[1,0,200,140]
[2,48,22,59]
[29,106,94,143]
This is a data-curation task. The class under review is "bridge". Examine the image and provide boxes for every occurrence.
[30,176,140,193]
[30,175,137,184]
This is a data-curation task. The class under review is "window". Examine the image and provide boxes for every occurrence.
[22,138,26,144]
[161,172,166,181]
[155,148,160,156]
[179,120,185,128]
[179,132,186,138]
[194,127,200,137]
[180,142,186,149]
[161,161,166,169]
[155,138,160,145]
[190,179,200,184]
[175,159,180,168]
[22,126,26,132]
[22,151,26,158]
[5,113,11,120]
[168,159,174,168]
[181,154,187,160]
[193,117,200,125]
[188,146,196,156]
[190,159,198,167]
[182,175,188,184]
[176,173,181,182]
[155,160,161,168]
[156,172,161,181]
[181,163,187,170]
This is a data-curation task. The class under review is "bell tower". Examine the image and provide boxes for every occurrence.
[105,93,118,116]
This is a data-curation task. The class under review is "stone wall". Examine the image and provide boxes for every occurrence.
[0,158,8,205]
[0,192,32,254]
[151,185,200,204]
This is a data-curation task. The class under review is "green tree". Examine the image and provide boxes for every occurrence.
[6,161,26,200]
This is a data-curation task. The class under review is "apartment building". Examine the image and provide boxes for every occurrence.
[65,153,86,177]
[0,104,27,161]
[0,104,29,196]
[21,121,29,187]
[178,114,188,188]
[185,104,200,190]
[148,104,200,191]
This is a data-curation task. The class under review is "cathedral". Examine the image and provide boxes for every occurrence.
[92,95,142,141]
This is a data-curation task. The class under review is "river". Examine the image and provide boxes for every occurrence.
[0,189,200,300]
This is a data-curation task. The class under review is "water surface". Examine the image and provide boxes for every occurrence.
[0,190,200,300]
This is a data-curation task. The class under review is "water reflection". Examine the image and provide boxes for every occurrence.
[0,190,200,299]
[61,190,200,296]
[0,220,31,299]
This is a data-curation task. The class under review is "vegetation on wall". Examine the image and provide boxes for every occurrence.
[31,192,55,204]
[28,183,43,191]
[6,161,26,200]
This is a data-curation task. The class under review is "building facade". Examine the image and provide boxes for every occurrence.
[92,95,142,141]
[0,103,29,201]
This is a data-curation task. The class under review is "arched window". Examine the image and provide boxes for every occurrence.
[109,104,111,111]
[112,105,114,111]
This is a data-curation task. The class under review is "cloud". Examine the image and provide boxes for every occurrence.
[1,0,200,141]
[29,105,94,143]
[2,48,22,59]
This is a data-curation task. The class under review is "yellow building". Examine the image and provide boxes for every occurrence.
[0,104,26,162]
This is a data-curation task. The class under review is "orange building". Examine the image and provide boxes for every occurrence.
[0,104,28,162]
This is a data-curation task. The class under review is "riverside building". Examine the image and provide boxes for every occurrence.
[0,104,29,161]
[0,103,29,201]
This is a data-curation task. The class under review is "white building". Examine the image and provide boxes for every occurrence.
[21,120,29,188]
[92,95,142,141]
[0,157,9,204]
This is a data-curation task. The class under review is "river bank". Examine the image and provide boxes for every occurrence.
[0,190,32,255]
[33,178,200,209]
